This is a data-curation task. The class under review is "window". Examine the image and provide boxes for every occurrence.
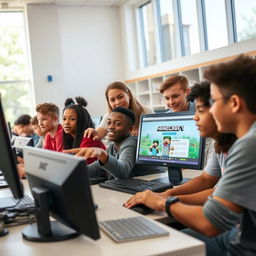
[234,0,256,41]
[204,0,228,50]
[0,11,33,124]
[157,0,176,61]
[139,2,157,66]
[180,0,200,55]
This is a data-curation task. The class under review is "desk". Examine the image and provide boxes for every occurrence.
[0,171,205,256]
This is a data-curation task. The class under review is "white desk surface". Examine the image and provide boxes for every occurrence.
[0,171,205,256]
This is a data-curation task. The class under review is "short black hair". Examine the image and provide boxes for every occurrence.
[111,107,135,125]
[14,114,31,126]
[187,81,211,107]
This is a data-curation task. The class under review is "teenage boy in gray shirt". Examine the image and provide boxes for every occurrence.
[64,107,162,179]
[146,81,236,205]
[125,55,256,255]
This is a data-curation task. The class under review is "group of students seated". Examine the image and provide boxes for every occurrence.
[11,55,256,256]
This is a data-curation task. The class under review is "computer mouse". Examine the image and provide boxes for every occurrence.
[127,204,154,215]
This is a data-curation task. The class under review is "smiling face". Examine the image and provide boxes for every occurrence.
[162,83,190,112]
[62,108,78,137]
[107,89,131,110]
[193,99,219,139]
[106,112,132,142]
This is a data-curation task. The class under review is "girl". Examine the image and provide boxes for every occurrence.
[62,97,106,164]
[84,81,153,140]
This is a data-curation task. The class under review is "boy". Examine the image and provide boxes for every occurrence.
[64,107,161,179]
[159,75,195,112]
[36,103,63,152]
[126,55,256,255]
[13,114,39,145]
[30,116,45,148]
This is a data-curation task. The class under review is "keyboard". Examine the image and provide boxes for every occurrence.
[99,216,169,243]
[0,194,35,211]
[99,178,172,194]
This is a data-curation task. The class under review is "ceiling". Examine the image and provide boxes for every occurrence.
[0,0,129,7]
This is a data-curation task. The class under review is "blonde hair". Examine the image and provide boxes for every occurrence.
[105,81,145,130]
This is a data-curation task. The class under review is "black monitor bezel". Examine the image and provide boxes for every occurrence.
[0,96,23,199]
[136,112,205,170]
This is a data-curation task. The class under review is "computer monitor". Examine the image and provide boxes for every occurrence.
[91,116,102,128]
[0,96,23,199]
[136,112,205,185]
[22,147,100,242]
[13,135,34,157]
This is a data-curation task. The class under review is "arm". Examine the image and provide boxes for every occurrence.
[101,142,136,179]
[178,188,215,205]
[159,171,219,198]
[124,190,242,237]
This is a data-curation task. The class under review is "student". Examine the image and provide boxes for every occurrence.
[126,55,256,255]
[13,114,39,145]
[159,75,195,112]
[143,81,236,205]
[160,75,212,167]
[30,116,45,148]
[84,81,152,140]
[64,107,161,179]
[36,103,63,152]
[62,97,106,164]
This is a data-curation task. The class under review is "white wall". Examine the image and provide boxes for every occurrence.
[26,4,124,116]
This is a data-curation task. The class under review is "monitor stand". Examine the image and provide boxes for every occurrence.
[22,187,79,242]
[152,167,190,186]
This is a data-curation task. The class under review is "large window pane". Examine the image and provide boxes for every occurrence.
[180,0,200,56]
[234,0,256,41]
[0,12,32,124]
[158,0,176,61]
[0,82,33,124]
[205,0,228,50]
[139,2,156,66]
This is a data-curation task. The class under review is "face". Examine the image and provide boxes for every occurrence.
[32,124,44,137]
[37,112,57,133]
[14,124,33,136]
[162,83,190,112]
[106,112,132,142]
[62,109,78,137]
[107,89,130,110]
[209,84,233,133]
[193,99,219,139]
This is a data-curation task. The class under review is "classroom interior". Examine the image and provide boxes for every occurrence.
[0,0,256,255]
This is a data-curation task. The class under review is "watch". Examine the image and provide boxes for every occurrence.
[165,196,179,217]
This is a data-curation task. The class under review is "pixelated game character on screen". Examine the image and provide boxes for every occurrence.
[149,140,159,156]
[162,136,171,157]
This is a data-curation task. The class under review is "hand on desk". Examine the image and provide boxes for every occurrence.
[124,190,166,212]
[17,163,26,179]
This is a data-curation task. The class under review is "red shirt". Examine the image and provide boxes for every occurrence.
[80,136,106,164]
[43,124,64,152]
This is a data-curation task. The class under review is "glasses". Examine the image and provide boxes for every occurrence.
[209,96,230,106]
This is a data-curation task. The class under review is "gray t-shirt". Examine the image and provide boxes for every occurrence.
[88,136,163,179]
[204,147,227,177]
[204,121,256,255]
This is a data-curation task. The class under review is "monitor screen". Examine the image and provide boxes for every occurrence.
[136,112,205,185]
[23,147,100,242]
[0,96,23,199]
